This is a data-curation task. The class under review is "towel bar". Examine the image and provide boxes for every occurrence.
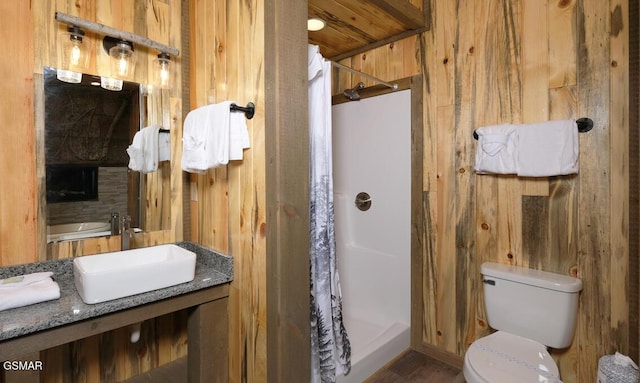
[157,103,255,135]
[158,102,255,135]
[472,118,593,140]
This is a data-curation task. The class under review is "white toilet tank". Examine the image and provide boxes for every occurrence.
[481,262,582,349]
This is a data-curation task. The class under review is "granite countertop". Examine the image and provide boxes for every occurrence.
[0,241,232,342]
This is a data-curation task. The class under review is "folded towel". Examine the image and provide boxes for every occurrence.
[181,101,250,173]
[127,125,160,173]
[474,124,517,174]
[181,105,211,174]
[229,111,250,161]
[158,131,171,162]
[516,120,579,177]
[127,133,144,170]
[182,102,231,173]
[0,272,60,311]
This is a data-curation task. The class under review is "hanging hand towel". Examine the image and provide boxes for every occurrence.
[181,104,214,174]
[126,125,160,173]
[127,132,144,171]
[229,110,250,161]
[182,101,231,173]
[516,120,579,177]
[474,124,518,174]
[0,272,61,311]
[158,131,171,162]
[181,101,250,173]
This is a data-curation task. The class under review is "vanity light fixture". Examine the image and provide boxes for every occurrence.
[152,52,174,89]
[107,39,136,80]
[57,25,91,83]
[55,12,180,89]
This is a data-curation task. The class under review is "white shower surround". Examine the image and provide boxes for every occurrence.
[332,90,412,383]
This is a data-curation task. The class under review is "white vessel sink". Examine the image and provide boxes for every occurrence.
[73,244,197,304]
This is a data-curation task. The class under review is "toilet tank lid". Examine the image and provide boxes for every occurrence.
[481,262,583,293]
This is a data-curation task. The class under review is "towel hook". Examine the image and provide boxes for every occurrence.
[472,118,593,140]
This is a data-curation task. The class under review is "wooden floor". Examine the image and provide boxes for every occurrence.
[121,350,464,383]
[364,350,464,383]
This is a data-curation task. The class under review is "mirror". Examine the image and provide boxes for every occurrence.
[43,67,170,243]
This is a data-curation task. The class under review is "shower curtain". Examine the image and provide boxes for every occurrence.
[309,44,351,383]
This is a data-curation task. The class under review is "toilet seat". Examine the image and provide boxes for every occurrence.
[464,331,562,383]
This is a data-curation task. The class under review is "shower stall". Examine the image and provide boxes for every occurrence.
[332,89,411,383]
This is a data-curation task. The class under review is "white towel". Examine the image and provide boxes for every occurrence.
[474,124,518,174]
[181,105,211,174]
[229,111,250,161]
[0,272,61,311]
[182,102,231,173]
[516,120,579,177]
[181,101,250,173]
[127,125,160,173]
[158,131,171,162]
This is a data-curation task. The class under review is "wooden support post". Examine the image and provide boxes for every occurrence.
[187,297,228,383]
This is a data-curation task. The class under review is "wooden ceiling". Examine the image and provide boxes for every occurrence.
[308,0,429,60]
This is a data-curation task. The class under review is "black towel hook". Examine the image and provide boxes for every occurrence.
[472,118,593,140]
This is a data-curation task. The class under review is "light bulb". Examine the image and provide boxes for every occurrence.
[118,56,128,76]
[109,40,135,80]
[70,43,81,66]
[153,53,173,89]
[160,62,170,87]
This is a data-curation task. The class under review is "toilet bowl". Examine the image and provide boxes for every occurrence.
[462,262,582,383]
[463,331,561,383]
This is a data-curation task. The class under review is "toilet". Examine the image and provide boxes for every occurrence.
[463,262,582,383]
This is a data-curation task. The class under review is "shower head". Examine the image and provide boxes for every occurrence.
[343,82,365,101]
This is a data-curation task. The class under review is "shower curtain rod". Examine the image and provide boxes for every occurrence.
[331,61,398,90]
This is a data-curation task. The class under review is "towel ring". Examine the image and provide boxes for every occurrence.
[472,118,593,140]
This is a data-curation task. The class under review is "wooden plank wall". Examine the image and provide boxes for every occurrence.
[0,1,36,266]
[0,1,186,381]
[630,0,639,362]
[188,0,267,382]
[334,0,633,382]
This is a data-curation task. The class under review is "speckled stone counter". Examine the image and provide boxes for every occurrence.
[0,241,232,342]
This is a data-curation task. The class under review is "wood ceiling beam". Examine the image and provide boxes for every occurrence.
[368,0,425,29]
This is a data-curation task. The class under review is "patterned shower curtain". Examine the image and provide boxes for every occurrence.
[309,44,351,383]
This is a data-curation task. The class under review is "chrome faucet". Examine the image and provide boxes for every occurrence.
[120,215,134,250]
[110,212,120,235]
